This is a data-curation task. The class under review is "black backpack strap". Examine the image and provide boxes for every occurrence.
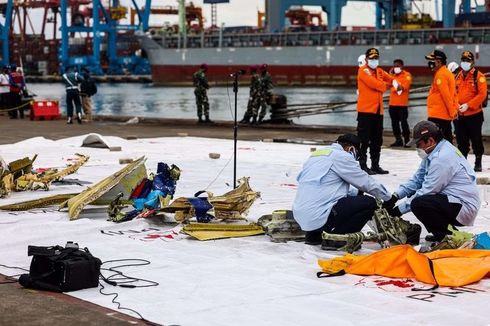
[411,258,439,291]
[473,69,479,93]
[27,245,64,257]
[316,270,346,278]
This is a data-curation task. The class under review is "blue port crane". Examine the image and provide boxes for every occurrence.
[265,0,462,31]
[0,0,13,68]
[60,0,152,75]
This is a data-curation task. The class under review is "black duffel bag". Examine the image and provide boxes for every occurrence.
[19,242,101,292]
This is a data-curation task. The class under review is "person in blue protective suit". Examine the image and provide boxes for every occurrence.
[386,120,481,242]
[292,133,393,249]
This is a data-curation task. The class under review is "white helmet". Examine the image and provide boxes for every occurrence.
[357,54,366,67]
[447,61,459,73]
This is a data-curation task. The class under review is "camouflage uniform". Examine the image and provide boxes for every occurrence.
[258,71,274,122]
[193,69,210,120]
[240,72,262,123]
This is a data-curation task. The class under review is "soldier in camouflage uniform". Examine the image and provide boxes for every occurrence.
[258,64,274,123]
[240,65,262,124]
[193,63,212,123]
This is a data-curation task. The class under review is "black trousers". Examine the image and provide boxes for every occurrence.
[428,117,453,144]
[389,106,410,141]
[410,194,462,241]
[307,195,377,236]
[66,89,82,117]
[357,112,384,166]
[7,92,23,119]
[453,111,484,157]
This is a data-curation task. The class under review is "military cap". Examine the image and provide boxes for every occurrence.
[365,48,380,59]
[461,51,474,61]
[425,50,447,61]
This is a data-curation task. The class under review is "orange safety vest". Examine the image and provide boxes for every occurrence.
[389,70,412,107]
[455,68,488,117]
[357,64,393,115]
[427,66,458,121]
[318,245,490,287]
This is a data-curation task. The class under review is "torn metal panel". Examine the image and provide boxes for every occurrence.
[182,223,264,241]
[60,156,146,220]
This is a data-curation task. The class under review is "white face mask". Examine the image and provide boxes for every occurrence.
[416,148,428,159]
[348,146,359,161]
[368,59,379,69]
[394,67,402,74]
[416,143,435,159]
[460,61,472,71]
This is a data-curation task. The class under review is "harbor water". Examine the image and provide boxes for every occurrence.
[28,82,490,134]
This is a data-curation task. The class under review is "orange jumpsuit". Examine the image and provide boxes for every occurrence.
[356,64,393,168]
[389,70,412,107]
[388,70,412,143]
[357,64,393,114]
[427,66,458,142]
[454,68,488,157]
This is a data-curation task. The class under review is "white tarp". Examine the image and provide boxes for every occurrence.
[0,135,489,326]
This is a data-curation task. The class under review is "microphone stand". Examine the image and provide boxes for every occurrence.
[232,72,239,189]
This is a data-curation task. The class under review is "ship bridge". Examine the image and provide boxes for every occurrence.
[265,0,480,32]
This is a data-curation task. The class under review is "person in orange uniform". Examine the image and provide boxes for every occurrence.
[388,59,412,147]
[357,47,396,175]
[425,50,458,143]
[454,50,488,172]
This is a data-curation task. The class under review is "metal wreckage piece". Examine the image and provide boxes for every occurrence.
[60,156,147,220]
[163,177,260,223]
[0,193,78,211]
[257,210,305,243]
[322,205,422,253]
[0,154,89,197]
[182,223,265,241]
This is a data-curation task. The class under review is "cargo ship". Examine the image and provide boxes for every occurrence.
[139,26,490,86]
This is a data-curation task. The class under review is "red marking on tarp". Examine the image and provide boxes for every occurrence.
[374,279,414,288]
[280,183,297,188]
[144,234,165,240]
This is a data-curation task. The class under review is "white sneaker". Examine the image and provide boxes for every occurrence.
[77,112,82,124]
[67,117,73,124]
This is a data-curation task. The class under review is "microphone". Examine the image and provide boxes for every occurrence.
[230,69,246,77]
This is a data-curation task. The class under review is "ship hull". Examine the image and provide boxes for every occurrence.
[140,37,490,86]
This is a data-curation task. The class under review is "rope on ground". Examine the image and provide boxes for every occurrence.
[0,100,34,113]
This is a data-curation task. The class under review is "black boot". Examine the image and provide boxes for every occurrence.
[198,116,204,123]
[371,165,389,174]
[258,116,264,124]
[305,231,322,245]
[251,115,257,125]
[205,115,214,123]
[406,223,422,245]
[475,156,482,172]
[239,113,250,124]
[390,137,403,147]
[403,135,411,148]
[360,161,375,175]
[371,158,389,174]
